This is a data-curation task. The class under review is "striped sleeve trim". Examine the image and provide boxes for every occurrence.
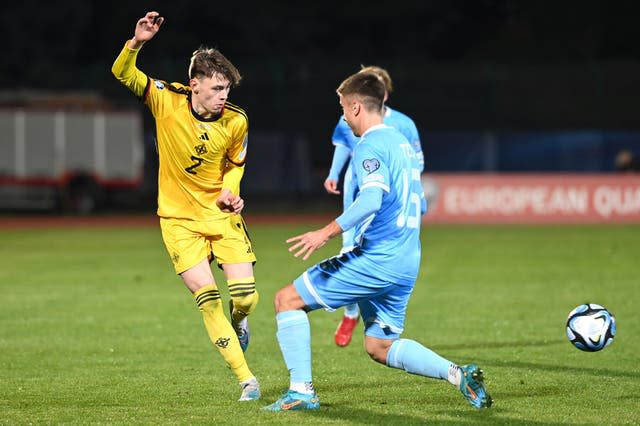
[361,181,390,192]
[224,102,248,121]
[142,76,151,101]
[166,82,190,95]
[226,157,246,167]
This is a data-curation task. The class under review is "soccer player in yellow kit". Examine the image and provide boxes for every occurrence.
[112,11,260,401]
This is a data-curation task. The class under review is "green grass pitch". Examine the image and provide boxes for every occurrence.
[1,220,639,425]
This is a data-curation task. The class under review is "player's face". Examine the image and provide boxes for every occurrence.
[339,94,361,137]
[191,74,231,117]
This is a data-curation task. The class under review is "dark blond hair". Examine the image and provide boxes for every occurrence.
[188,46,242,86]
[359,65,393,94]
[337,72,385,112]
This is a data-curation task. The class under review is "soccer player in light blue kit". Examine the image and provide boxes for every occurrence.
[325,66,424,347]
[264,71,492,411]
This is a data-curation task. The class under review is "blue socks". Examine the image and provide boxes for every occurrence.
[276,312,452,386]
[344,303,360,319]
[386,338,451,380]
[276,310,312,383]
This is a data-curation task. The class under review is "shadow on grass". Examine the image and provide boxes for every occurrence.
[285,405,566,425]
[436,339,636,379]
[435,338,565,351]
[476,358,639,379]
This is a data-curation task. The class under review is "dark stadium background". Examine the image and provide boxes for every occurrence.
[2,0,639,211]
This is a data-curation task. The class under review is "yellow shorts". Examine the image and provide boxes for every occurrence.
[160,215,256,274]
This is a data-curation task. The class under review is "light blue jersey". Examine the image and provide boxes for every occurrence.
[278,122,479,399]
[295,124,426,336]
[330,107,423,250]
[382,107,424,172]
[350,124,426,281]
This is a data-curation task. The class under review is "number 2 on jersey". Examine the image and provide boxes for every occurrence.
[185,156,204,175]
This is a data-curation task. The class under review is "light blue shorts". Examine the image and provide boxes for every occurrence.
[293,248,415,339]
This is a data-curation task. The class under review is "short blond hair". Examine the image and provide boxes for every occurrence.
[359,65,393,94]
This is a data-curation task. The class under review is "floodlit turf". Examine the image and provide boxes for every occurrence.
[1,221,639,425]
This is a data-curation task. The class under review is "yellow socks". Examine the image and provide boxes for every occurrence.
[227,277,258,328]
[193,284,253,383]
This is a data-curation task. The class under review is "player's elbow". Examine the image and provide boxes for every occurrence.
[111,66,128,85]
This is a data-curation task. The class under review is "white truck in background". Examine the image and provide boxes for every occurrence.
[0,108,144,213]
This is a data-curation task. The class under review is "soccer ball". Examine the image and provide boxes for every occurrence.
[566,303,616,352]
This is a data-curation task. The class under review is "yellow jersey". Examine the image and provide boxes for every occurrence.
[112,42,247,220]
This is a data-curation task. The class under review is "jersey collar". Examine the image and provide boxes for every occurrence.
[187,93,223,122]
[361,123,391,137]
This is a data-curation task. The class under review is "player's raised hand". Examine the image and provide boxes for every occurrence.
[216,189,244,214]
[130,12,164,48]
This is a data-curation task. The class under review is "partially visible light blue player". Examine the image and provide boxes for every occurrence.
[264,71,492,412]
[324,65,424,347]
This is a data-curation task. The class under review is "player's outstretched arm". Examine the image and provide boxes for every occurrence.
[128,11,164,49]
[112,12,162,97]
[287,221,342,260]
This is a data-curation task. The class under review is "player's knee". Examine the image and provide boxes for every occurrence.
[364,338,391,365]
[230,289,259,315]
[273,287,288,312]
[365,346,387,364]
[274,284,304,313]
